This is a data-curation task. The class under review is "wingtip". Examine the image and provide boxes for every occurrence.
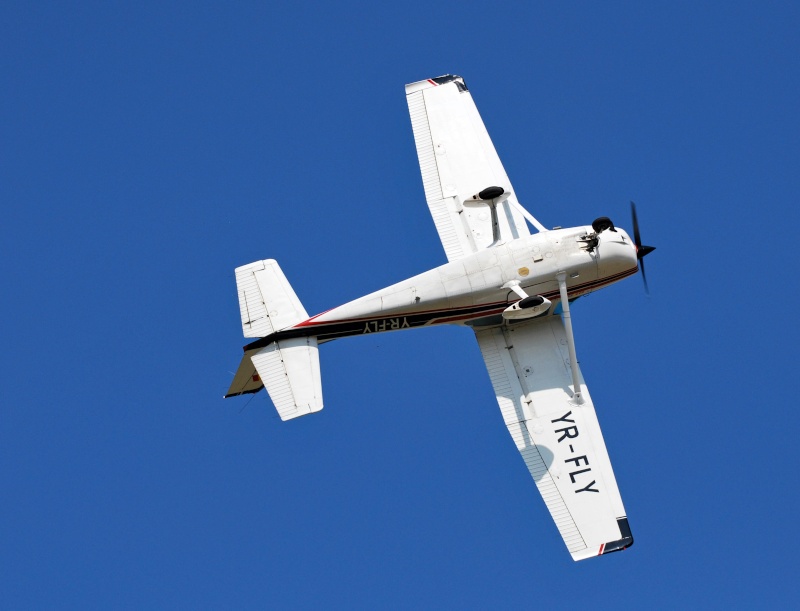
[599,517,634,555]
[405,74,468,95]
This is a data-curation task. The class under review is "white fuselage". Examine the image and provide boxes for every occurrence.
[285,226,638,342]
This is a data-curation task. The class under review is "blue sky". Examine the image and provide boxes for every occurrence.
[3,2,799,608]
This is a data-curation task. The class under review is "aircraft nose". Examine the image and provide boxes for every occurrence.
[597,229,637,277]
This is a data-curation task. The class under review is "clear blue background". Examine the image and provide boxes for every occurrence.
[3,2,798,608]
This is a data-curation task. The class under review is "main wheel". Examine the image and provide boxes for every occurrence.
[592,217,615,233]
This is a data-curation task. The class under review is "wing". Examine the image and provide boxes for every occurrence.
[406,75,531,261]
[474,316,633,561]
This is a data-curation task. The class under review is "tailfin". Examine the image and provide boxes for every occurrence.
[224,348,263,398]
[226,260,323,421]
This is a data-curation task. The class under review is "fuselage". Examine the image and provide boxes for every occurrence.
[246,226,638,349]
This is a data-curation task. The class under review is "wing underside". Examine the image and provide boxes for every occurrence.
[405,75,531,261]
[474,316,632,560]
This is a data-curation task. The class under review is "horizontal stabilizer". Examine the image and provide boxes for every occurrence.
[251,337,323,421]
[224,349,265,398]
[236,260,308,338]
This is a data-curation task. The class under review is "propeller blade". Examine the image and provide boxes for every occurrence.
[630,201,655,293]
[631,201,642,248]
[640,256,650,295]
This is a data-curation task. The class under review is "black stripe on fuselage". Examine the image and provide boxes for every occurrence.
[243,300,506,352]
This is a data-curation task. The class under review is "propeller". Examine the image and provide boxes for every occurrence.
[630,201,656,293]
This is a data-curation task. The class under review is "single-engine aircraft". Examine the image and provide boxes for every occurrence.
[225,74,655,561]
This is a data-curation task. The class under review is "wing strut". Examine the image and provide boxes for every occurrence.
[556,272,583,404]
[510,200,548,233]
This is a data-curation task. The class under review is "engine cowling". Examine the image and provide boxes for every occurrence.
[502,295,552,320]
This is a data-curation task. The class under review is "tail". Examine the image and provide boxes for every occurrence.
[224,260,323,421]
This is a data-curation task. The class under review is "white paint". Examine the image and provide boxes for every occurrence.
[226,75,643,562]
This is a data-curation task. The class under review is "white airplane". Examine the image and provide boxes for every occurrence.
[225,75,654,561]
